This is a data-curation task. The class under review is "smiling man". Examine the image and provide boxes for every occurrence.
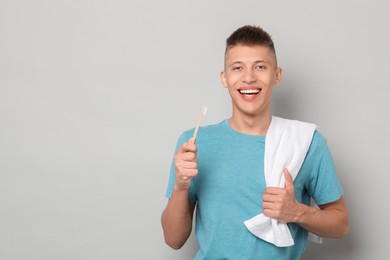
[161,25,349,259]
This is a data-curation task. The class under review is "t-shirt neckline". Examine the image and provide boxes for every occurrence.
[223,119,266,141]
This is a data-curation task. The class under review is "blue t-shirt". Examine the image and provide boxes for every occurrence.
[166,119,344,260]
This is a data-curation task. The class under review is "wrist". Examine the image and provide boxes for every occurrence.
[294,202,308,223]
[295,202,321,225]
[173,183,190,193]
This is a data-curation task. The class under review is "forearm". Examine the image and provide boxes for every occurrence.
[294,197,349,238]
[161,188,195,249]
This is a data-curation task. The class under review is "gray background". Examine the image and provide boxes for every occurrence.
[1,0,389,259]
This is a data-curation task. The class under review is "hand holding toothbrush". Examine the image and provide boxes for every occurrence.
[173,106,207,190]
[174,138,198,190]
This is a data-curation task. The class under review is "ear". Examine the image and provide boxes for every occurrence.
[220,70,228,88]
[275,67,283,86]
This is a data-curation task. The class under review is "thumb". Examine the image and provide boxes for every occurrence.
[189,137,196,144]
[284,168,294,191]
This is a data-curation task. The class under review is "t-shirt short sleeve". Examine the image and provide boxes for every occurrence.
[165,132,197,203]
[305,131,344,205]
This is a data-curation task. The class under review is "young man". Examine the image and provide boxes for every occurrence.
[161,25,349,259]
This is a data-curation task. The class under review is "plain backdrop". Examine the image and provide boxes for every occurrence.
[1,0,389,259]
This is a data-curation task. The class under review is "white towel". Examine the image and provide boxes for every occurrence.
[244,116,318,247]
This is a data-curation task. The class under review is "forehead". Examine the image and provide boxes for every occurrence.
[225,44,276,66]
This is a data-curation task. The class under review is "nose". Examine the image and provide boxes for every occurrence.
[242,69,256,84]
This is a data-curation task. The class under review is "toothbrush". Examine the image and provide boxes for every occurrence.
[191,106,207,143]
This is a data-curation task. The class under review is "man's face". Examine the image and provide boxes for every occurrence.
[221,44,282,118]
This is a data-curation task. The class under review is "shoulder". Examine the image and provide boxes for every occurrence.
[182,120,227,139]
[309,131,328,152]
[305,130,333,164]
[272,116,316,128]
[275,116,330,161]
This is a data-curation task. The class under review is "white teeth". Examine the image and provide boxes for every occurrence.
[239,89,261,94]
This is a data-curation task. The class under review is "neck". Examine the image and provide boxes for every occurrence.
[229,111,272,136]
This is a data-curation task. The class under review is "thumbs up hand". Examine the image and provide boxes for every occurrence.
[262,168,304,223]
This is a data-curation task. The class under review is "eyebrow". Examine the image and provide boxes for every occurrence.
[229,60,270,66]
[254,60,270,64]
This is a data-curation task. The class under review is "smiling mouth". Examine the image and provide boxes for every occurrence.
[238,88,262,95]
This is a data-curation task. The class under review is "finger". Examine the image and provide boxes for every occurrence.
[177,138,197,153]
[177,161,198,169]
[180,152,197,162]
[174,151,197,167]
[262,193,281,203]
[284,168,294,191]
[264,187,284,195]
[179,140,197,153]
[177,169,198,181]
[262,201,278,210]
[179,168,198,177]
[186,142,197,153]
[262,209,276,218]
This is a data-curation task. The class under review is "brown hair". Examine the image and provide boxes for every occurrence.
[225,25,277,66]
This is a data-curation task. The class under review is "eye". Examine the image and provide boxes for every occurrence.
[232,66,243,71]
[255,65,267,70]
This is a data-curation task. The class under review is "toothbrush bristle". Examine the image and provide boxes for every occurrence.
[203,106,207,117]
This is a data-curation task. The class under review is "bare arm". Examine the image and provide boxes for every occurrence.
[262,169,349,238]
[161,138,198,249]
[161,192,196,249]
[295,196,349,238]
